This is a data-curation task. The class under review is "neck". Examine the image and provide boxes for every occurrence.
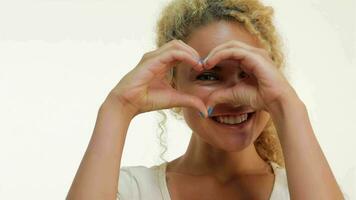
[168,132,272,179]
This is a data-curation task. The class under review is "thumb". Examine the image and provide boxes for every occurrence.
[206,84,264,113]
[205,87,238,110]
[168,90,208,118]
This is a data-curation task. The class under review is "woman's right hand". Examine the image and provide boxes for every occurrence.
[106,39,208,118]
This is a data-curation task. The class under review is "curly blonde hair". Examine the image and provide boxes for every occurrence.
[155,0,285,167]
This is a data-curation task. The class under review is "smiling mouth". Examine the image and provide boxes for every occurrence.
[210,112,255,126]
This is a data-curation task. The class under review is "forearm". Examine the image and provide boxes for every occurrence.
[269,95,344,199]
[67,96,134,200]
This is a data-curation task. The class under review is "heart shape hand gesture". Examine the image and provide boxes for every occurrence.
[108,39,297,120]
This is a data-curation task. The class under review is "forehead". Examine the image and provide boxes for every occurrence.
[186,20,262,58]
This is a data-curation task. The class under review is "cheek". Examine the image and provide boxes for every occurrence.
[182,108,198,125]
[180,87,210,124]
[176,81,214,130]
[182,105,214,144]
[184,86,213,120]
[179,87,214,133]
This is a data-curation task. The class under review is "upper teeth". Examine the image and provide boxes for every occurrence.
[214,113,249,125]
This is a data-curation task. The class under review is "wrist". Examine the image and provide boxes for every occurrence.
[266,89,305,118]
[100,94,137,121]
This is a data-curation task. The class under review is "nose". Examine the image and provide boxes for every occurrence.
[225,70,247,87]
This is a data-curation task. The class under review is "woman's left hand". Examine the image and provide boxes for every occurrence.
[203,40,298,113]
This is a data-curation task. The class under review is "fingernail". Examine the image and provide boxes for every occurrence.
[198,58,204,65]
[207,106,214,117]
[203,55,210,64]
[198,111,205,118]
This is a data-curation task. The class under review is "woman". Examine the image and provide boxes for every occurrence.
[67,0,344,199]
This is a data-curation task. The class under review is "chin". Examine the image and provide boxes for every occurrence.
[210,130,255,152]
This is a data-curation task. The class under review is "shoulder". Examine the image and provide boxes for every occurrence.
[117,162,166,200]
[269,162,353,199]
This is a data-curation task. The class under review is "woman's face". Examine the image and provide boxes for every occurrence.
[174,20,271,152]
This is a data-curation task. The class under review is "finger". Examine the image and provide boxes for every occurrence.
[229,40,271,60]
[168,40,205,71]
[205,87,238,110]
[203,40,271,63]
[159,49,203,71]
[165,89,208,118]
[205,84,265,112]
[155,40,204,70]
[165,37,202,60]
[204,48,270,81]
[177,40,203,62]
[140,49,203,84]
[156,40,204,72]
[142,40,201,64]
[167,40,200,60]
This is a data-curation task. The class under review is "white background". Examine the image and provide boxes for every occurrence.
[0,0,355,199]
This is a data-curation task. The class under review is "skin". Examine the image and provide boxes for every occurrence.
[67,19,344,200]
[166,20,276,199]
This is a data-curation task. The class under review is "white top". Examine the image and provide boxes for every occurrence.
[117,161,290,200]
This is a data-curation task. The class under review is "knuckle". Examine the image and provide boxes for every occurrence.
[258,49,270,58]
[164,50,183,62]
[170,40,182,48]
[170,49,181,56]
[232,40,241,46]
[261,49,269,56]
[142,51,154,59]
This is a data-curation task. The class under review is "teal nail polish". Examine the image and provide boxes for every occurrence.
[198,111,205,118]
[207,107,214,117]
[198,58,204,65]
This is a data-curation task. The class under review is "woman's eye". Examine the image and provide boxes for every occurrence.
[238,71,249,80]
[196,72,219,81]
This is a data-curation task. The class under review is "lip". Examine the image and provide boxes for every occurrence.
[209,110,255,117]
[208,104,255,117]
[208,112,255,130]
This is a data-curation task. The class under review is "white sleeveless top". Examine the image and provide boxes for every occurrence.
[117,161,290,200]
